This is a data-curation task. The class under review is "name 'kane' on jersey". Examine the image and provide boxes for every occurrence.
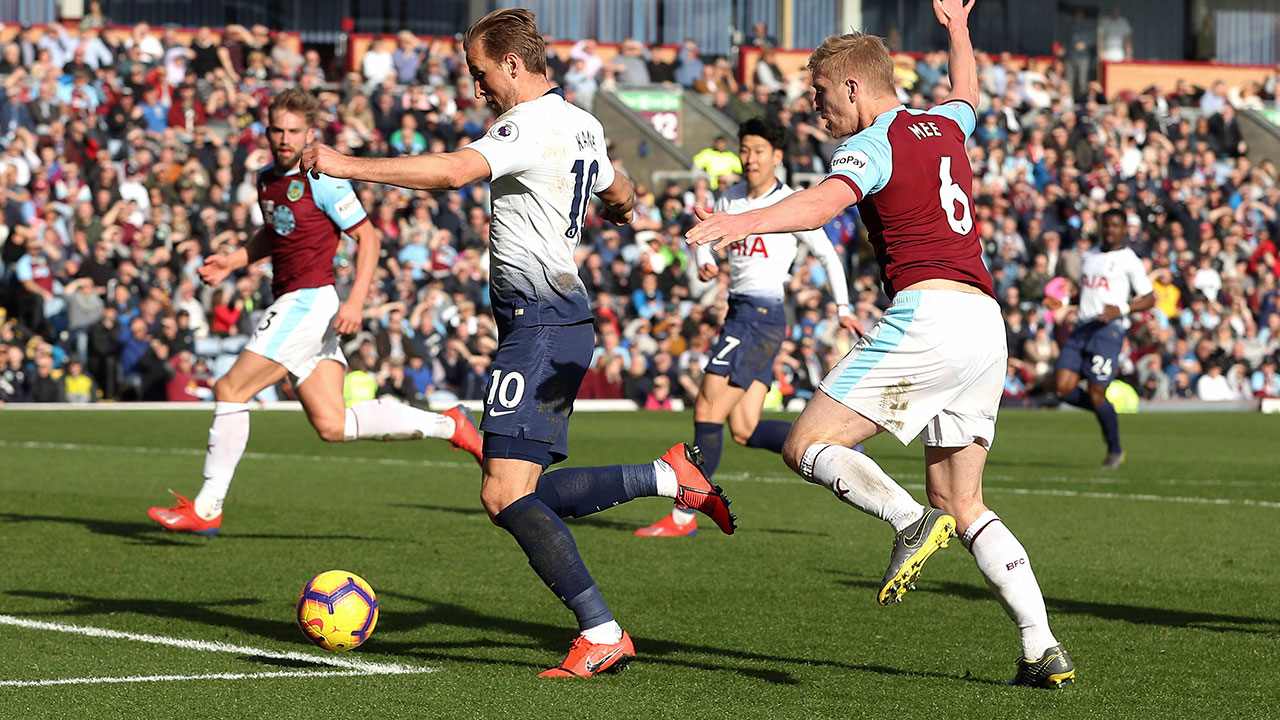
[467,88,614,333]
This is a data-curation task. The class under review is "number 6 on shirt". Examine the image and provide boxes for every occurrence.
[938,156,973,235]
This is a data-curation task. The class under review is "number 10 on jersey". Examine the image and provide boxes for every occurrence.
[566,159,599,239]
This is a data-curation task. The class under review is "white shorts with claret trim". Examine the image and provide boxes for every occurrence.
[243,286,345,385]
[818,289,1006,448]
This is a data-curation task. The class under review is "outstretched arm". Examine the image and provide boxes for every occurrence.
[795,227,862,335]
[300,144,492,192]
[198,226,274,286]
[685,178,857,252]
[795,229,852,308]
[934,0,979,108]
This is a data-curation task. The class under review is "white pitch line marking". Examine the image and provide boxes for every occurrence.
[0,669,392,688]
[3,440,1277,509]
[973,486,1280,509]
[0,614,435,687]
[712,472,1280,509]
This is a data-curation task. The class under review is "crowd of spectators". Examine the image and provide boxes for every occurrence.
[1,18,1279,410]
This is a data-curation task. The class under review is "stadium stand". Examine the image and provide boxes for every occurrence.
[1,20,1279,409]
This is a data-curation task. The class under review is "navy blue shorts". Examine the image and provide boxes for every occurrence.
[1055,319,1124,385]
[705,296,786,389]
[480,321,592,468]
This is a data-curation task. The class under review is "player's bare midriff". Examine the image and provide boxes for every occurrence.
[901,278,987,295]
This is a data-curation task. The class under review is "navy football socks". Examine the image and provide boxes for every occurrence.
[495,494,614,631]
[1061,387,1091,409]
[1064,388,1123,453]
[746,419,791,454]
[1094,400,1123,453]
[536,463,658,519]
[693,421,724,478]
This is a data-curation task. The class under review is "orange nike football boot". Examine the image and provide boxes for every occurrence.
[663,443,736,534]
[147,491,221,536]
[633,512,698,537]
[443,404,483,465]
[539,632,635,677]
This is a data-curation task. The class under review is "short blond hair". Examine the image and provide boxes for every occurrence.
[807,31,894,96]
[464,8,547,76]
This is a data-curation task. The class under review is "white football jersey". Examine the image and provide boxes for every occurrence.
[468,88,615,328]
[1078,246,1152,326]
[694,181,851,305]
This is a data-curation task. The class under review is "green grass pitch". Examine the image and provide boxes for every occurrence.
[1,408,1278,719]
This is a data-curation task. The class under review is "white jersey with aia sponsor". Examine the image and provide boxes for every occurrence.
[1078,246,1152,326]
[694,181,851,305]
[467,88,614,332]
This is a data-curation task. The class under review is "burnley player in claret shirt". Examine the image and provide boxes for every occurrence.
[148,89,483,538]
[686,0,1076,690]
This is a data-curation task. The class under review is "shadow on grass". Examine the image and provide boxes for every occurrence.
[238,655,316,669]
[369,590,1004,686]
[0,512,399,545]
[830,574,1280,635]
[0,512,204,547]
[3,587,1000,686]
[5,589,299,644]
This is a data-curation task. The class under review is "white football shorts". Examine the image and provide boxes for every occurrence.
[818,288,1007,448]
[243,285,345,385]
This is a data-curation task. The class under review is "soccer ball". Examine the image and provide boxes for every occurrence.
[297,570,379,651]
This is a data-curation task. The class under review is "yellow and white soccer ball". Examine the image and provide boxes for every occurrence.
[297,570,379,651]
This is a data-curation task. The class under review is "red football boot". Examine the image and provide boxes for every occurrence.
[539,632,635,678]
[633,512,698,537]
[663,443,736,535]
[147,491,221,536]
[443,404,483,465]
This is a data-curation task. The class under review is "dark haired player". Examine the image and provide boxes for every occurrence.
[636,118,859,537]
[1053,207,1155,467]
[301,9,735,677]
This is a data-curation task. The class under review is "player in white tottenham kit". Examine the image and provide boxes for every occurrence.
[635,117,860,537]
[146,89,482,537]
[301,8,734,678]
[1053,207,1155,467]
